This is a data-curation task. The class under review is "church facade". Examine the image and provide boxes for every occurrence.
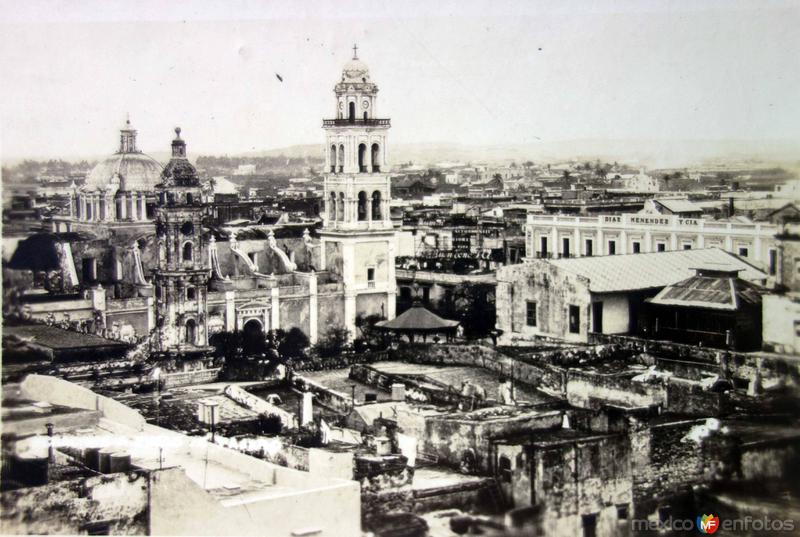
[9,51,397,356]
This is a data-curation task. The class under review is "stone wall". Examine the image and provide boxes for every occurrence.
[161,367,221,388]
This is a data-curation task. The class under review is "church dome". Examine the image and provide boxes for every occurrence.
[342,58,370,83]
[84,118,163,192]
[86,152,163,192]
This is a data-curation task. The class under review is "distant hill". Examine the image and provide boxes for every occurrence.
[236,139,800,169]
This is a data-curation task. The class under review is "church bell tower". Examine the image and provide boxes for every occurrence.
[153,128,211,354]
[320,46,396,336]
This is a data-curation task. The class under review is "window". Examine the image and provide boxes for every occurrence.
[682,242,692,250]
[585,239,593,257]
[738,246,749,258]
[248,252,257,266]
[617,505,629,520]
[82,258,97,282]
[562,237,570,258]
[769,249,777,276]
[498,455,512,483]
[526,301,537,327]
[656,242,666,252]
[422,287,430,302]
[632,241,641,253]
[367,267,375,286]
[83,522,110,536]
[186,287,196,301]
[607,240,616,255]
[540,236,548,257]
[568,305,580,334]
[582,514,598,537]
[182,242,193,262]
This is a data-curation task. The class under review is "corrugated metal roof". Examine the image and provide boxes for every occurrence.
[647,273,764,311]
[549,248,766,293]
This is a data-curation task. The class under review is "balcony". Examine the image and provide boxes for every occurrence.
[323,118,391,127]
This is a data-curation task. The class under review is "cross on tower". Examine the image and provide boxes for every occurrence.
[352,43,358,59]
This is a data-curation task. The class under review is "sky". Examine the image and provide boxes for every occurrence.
[0,0,799,160]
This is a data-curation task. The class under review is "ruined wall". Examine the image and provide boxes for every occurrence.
[629,419,705,516]
[533,435,632,537]
[566,370,665,410]
[0,471,149,535]
[421,411,563,473]
[762,294,800,355]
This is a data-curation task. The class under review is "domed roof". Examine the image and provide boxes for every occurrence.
[342,57,370,83]
[86,152,163,192]
[84,118,163,192]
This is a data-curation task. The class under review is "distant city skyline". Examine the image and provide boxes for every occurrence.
[1,0,799,163]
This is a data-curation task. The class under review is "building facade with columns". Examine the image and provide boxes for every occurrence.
[525,213,779,279]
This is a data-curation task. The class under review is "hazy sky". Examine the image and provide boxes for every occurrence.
[1,0,799,160]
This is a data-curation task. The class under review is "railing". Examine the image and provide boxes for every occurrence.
[323,118,390,127]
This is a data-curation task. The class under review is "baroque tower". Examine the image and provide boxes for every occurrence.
[320,46,396,336]
[153,128,211,354]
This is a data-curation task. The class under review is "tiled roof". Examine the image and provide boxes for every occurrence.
[548,248,767,293]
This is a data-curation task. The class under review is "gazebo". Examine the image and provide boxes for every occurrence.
[375,303,459,343]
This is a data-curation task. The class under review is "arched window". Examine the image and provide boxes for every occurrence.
[329,192,337,221]
[330,145,337,173]
[363,111,368,120]
[86,202,93,221]
[186,192,194,205]
[182,241,193,262]
[185,319,197,344]
[338,144,344,172]
[338,192,345,222]
[371,143,380,172]
[358,144,367,173]
[357,191,368,221]
[186,287,196,301]
[115,199,123,220]
[371,190,382,220]
[348,102,355,122]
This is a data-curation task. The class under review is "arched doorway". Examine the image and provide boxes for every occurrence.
[242,318,265,355]
[185,319,197,345]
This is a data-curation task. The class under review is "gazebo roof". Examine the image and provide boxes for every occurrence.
[376,305,459,332]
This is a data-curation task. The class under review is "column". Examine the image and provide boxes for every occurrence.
[620,230,628,254]
[573,228,581,258]
[344,292,356,339]
[225,291,236,332]
[670,232,678,250]
[270,287,280,331]
[146,297,155,332]
[551,226,559,257]
[597,228,604,255]
[139,193,147,220]
[129,194,137,221]
[309,273,318,343]
[644,229,652,252]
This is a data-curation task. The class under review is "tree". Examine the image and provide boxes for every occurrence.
[277,327,310,359]
[451,283,496,339]
[312,325,351,358]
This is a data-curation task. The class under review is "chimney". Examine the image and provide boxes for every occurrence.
[391,383,406,401]
[46,423,55,463]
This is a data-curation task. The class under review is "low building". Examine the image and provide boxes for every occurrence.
[496,248,767,345]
